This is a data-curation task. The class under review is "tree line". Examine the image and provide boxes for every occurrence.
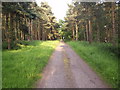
[59,1,119,46]
[2,2,59,49]
[2,1,120,50]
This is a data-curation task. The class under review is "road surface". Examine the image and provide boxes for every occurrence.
[36,42,109,88]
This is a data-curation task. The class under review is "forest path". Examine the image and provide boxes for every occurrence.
[36,42,109,88]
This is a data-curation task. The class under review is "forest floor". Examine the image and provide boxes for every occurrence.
[36,42,109,88]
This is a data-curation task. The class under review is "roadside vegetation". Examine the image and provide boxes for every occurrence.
[2,40,59,88]
[67,41,119,88]
[2,0,119,88]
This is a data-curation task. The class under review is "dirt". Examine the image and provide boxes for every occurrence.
[36,42,109,88]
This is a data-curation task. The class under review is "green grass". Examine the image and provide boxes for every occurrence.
[67,41,118,88]
[2,40,59,88]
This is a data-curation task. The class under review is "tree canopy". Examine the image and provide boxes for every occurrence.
[2,1,119,49]
[60,1,119,46]
[2,2,58,49]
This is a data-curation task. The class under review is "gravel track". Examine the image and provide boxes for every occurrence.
[36,42,109,88]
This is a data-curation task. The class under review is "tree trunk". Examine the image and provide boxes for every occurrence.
[86,23,89,41]
[21,31,24,40]
[112,2,116,46]
[14,14,17,41]
[2,13,6,41]
[27,18,30,40]
[84,30,86,41]
[10,13,14,40]
[88,20,92,44]
[72,24,75,40]
[30,19,33,40]
[40,26,42,40]
[42,27,45,40]
[45,29,47,40]
[18,20,21,40]
[96,24,100,42]
[75,22,78,41]
[37,23,40,40]
[6,13,11,49]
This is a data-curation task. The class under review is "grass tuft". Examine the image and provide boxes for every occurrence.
[2,40,59,88]
[67,41,118,88]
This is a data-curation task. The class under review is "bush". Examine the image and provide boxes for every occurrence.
[2,41,8,50]
[2,41,21,50]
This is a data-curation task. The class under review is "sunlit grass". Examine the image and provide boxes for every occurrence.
[2,40,59,88]
[67,41,118,88]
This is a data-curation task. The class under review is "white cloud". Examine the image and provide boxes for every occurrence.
[35,0,72,21]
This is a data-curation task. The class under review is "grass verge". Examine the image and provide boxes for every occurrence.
[2,40,59,88]
[67,41,118,88]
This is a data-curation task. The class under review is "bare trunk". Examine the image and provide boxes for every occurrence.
[21,31,24,40]
[18,20,21,40]
[84,31,86,41]
[28,19,31,41]
[36,25,38,40]
[2,13,5,41]
[86,23,89,41]
[112,3,116,46]
[37,25,40,40]
[14,14,17,40]
[45,29,47,40]
[38,23,41,40]
[96,24,100,42]
[88,20,92,44]
[72,25,75,40]
[30,19,33,40]
[6,13,11,49]
[42,27,45,40]
[75,22,78,41]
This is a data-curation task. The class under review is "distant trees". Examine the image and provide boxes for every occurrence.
[2,2,58,49]
[63,1,119,45]
[2,1,119,49]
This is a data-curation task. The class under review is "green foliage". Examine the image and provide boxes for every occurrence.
[57,19,72,40]
[2,41,8,50]
[62,30,72,41]
[19,24,29,34]
[64,2,118,44]
[2,40,59,88]
[2,2,58,49]
[67,41,118,88]
[2,41,20,50]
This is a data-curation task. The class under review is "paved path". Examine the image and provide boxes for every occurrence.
[36,42,109,88]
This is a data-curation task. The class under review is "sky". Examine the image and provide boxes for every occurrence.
[35,0,72,21]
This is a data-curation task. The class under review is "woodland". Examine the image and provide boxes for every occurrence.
[2,1,119,88]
